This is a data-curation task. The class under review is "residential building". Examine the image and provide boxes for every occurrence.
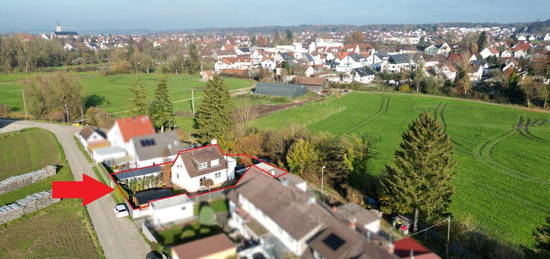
[127,131,189,168]
[227,165,395,258]
[171,145,236,193]
[107,115,156,152]
[77,127,109,152]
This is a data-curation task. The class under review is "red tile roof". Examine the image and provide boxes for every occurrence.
[394,237,440,259]
[115,115,155,142]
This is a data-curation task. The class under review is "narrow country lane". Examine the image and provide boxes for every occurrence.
[0,119,150,259]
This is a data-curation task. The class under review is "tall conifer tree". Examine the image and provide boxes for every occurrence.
[130,79,148,115]
[380,111,456,231]
[194,76,234,147]
[149,77,174,131]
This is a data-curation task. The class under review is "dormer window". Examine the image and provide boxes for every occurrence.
[211,159,219,167]
[198,162,208,170]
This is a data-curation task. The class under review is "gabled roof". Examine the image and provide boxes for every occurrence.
[177,145,227,178]
[295,76,326,86]
[114,116,155,143]
[388,54,412,64]
[131,131,190,162]
[353,66,375,77]
[79,127,98,140]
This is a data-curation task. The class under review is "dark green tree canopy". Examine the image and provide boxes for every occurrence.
[194,76,234,147]
[380,111,456,226]
[149,77,175,131]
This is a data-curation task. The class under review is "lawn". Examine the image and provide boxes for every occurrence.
[0,128,73,205]
[0,127,103,258]
[251,92,550,248]
[0,71,256,115]
[156,221,222,246]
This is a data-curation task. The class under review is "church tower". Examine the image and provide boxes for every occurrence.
[55,21,62,32]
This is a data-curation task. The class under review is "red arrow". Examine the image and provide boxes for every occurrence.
[52,174,114,206]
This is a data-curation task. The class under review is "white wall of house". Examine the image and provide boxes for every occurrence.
[150,199,193,226]
[238,194,319,256]
[107,123,132,150]
[365,219,381,234]
[171,156,236,192]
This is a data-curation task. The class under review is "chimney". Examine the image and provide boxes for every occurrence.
[386,242,395,254]
[348,218,357,230]
[280,178,289,187]
[211,139,218,145]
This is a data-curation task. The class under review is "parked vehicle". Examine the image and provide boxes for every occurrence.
[114,203,129,218]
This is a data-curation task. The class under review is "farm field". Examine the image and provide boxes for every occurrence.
[0,199,103,258]
[0,71,256,115]
[0,128,103,258]
[251,92,550,248]
[0,128,72,205]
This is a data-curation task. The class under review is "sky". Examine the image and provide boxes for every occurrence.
[1,0,549,33]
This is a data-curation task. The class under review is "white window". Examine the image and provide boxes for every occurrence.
[198,162,207,170]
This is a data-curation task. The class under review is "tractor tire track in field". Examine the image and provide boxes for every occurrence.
[435,103,550,212]
[436,103,550,185]
[516,116,550,144]
[337,96,390,136]
[433,102,473,155]
[473,117,550,185]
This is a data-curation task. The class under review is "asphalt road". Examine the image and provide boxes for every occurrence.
[0,119,150,259]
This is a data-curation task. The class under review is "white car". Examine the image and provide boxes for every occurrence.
[114,203,129,218]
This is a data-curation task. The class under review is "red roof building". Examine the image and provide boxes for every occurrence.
[393,237,440,259]
[116,116,155,142]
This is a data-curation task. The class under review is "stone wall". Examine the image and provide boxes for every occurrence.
[0,165,57,195]
[0,190,60,224]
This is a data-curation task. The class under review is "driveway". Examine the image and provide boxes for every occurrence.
[0,119,150,259]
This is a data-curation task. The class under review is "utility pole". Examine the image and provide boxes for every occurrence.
[21,89,28,119]
[80,106,84,125]
[191,88,195,115]
[446,216,451,258]
[321,165,326,197]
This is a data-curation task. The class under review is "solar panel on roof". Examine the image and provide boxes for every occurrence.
[323,233,346,251]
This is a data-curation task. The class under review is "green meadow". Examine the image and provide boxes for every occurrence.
[0,71,255,115]
[252,92,550,248]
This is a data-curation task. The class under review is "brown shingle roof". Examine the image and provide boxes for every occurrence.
[178,145,227,178]
[171,234,235,259]
[295,76,326,87]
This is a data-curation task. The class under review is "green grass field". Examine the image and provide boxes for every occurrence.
[0,128,103,258]
[252,92,550,248]
[0,128,73,205]
[0,71,255,115]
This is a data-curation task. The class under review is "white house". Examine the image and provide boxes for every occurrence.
[382,54,415,73]
[107,116,156,152]
[501,49,513,58]
[335,53,366,72]
[439,64,457,81]
[480,47,499,59]
[227,165,393,258]
[437,43,452,57]
[171,145,236,193]
[424,44,439,56]
[77,127,109,152]
[128,192,194,226]
[260,58,277,71]
[347,67,375,84]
